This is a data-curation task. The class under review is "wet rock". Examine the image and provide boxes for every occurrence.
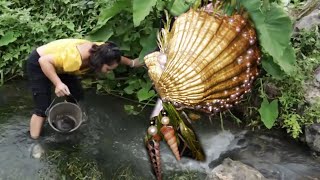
[30,143,45,159]
[206,158,269,180]
[305,123,320,153]
[208,132,248,169]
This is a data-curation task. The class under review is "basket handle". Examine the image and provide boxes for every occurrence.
[67,94,80,106]
[45,95,80,116]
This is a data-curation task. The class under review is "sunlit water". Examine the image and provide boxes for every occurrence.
[0,82,320,180]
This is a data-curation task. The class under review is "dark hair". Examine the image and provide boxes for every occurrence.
[89,41,121,72]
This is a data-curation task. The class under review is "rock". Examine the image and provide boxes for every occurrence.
[305,123,320,153]
[315,66,320,83]
[294,2,320,31]
[304,84,320,105]
[30,143,45,159]
[206,158,269,180]
[304,66,320,105]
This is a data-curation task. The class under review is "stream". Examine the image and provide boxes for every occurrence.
[0,82,320,180]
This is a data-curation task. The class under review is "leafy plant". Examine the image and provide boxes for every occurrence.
[240,0,296,77]
[0,0,101,82]
[259,25,320,138]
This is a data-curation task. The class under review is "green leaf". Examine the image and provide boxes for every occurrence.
[261,55,285,79]
[240,1,296,76]
[124,85,135,94]
[97,84,102,91]
[86,24,113,42]
[124,104,134,111]
[279,45,296,72]
[0,32,19,47]
[96,0,129,30]
[258,97,279,129]
[124,105,139,115]
[132,0,157,27]
[106,71,115,80]
[64,22,75,31]
[167,0,193,16]
[179,121,205,161]
[140,80,153,90]
[136,88,155,102]
[156,0,166,11]
[120,43,131,51]
[138,28,158,60]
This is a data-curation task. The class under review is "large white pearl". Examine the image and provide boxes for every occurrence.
[157,53,167,66]
[161,116,170,125]
[147,126,158,136]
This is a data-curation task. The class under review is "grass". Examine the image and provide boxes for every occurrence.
[45,149,102,180]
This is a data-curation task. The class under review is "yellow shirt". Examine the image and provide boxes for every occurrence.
[40,39,103,74]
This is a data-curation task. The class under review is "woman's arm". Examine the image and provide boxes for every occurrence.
[38,55,70,96]
[120,56,144,67]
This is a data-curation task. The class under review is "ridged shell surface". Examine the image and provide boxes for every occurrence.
[144,9,261,113]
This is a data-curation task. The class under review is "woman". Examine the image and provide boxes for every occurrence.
[26,39,141,139]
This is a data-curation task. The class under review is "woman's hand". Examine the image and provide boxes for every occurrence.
[120,56,144,68]
[131,58,144,68]
[55,82,70,97]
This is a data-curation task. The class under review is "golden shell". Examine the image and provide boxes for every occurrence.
[144,9,261,113]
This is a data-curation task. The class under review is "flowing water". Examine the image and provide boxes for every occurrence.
[0,82,320,180]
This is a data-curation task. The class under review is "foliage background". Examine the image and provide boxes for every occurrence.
[0,0,319,138]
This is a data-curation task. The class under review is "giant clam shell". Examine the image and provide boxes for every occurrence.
[144,9,261,113]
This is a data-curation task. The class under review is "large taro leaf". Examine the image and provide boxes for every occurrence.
[93,0,129,32]
[166,0,198,16]
[262,55,286,80]
[138,28,158,60]
[86,24,113,42]
[240,0,296,76]
[259,97,279,129]
[132,0,157,27]
[166,0,191,16]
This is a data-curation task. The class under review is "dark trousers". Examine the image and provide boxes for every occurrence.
[26,50,83,117]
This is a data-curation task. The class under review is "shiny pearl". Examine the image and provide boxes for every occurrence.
[148,126,158,136]
[237,57,243,64]
[249,39,255,45]
[158,53,167,66]
[161,116,170,125]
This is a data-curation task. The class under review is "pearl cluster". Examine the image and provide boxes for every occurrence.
[157,53,167,70]
[228,15,247,33]
[147,110,170,136]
